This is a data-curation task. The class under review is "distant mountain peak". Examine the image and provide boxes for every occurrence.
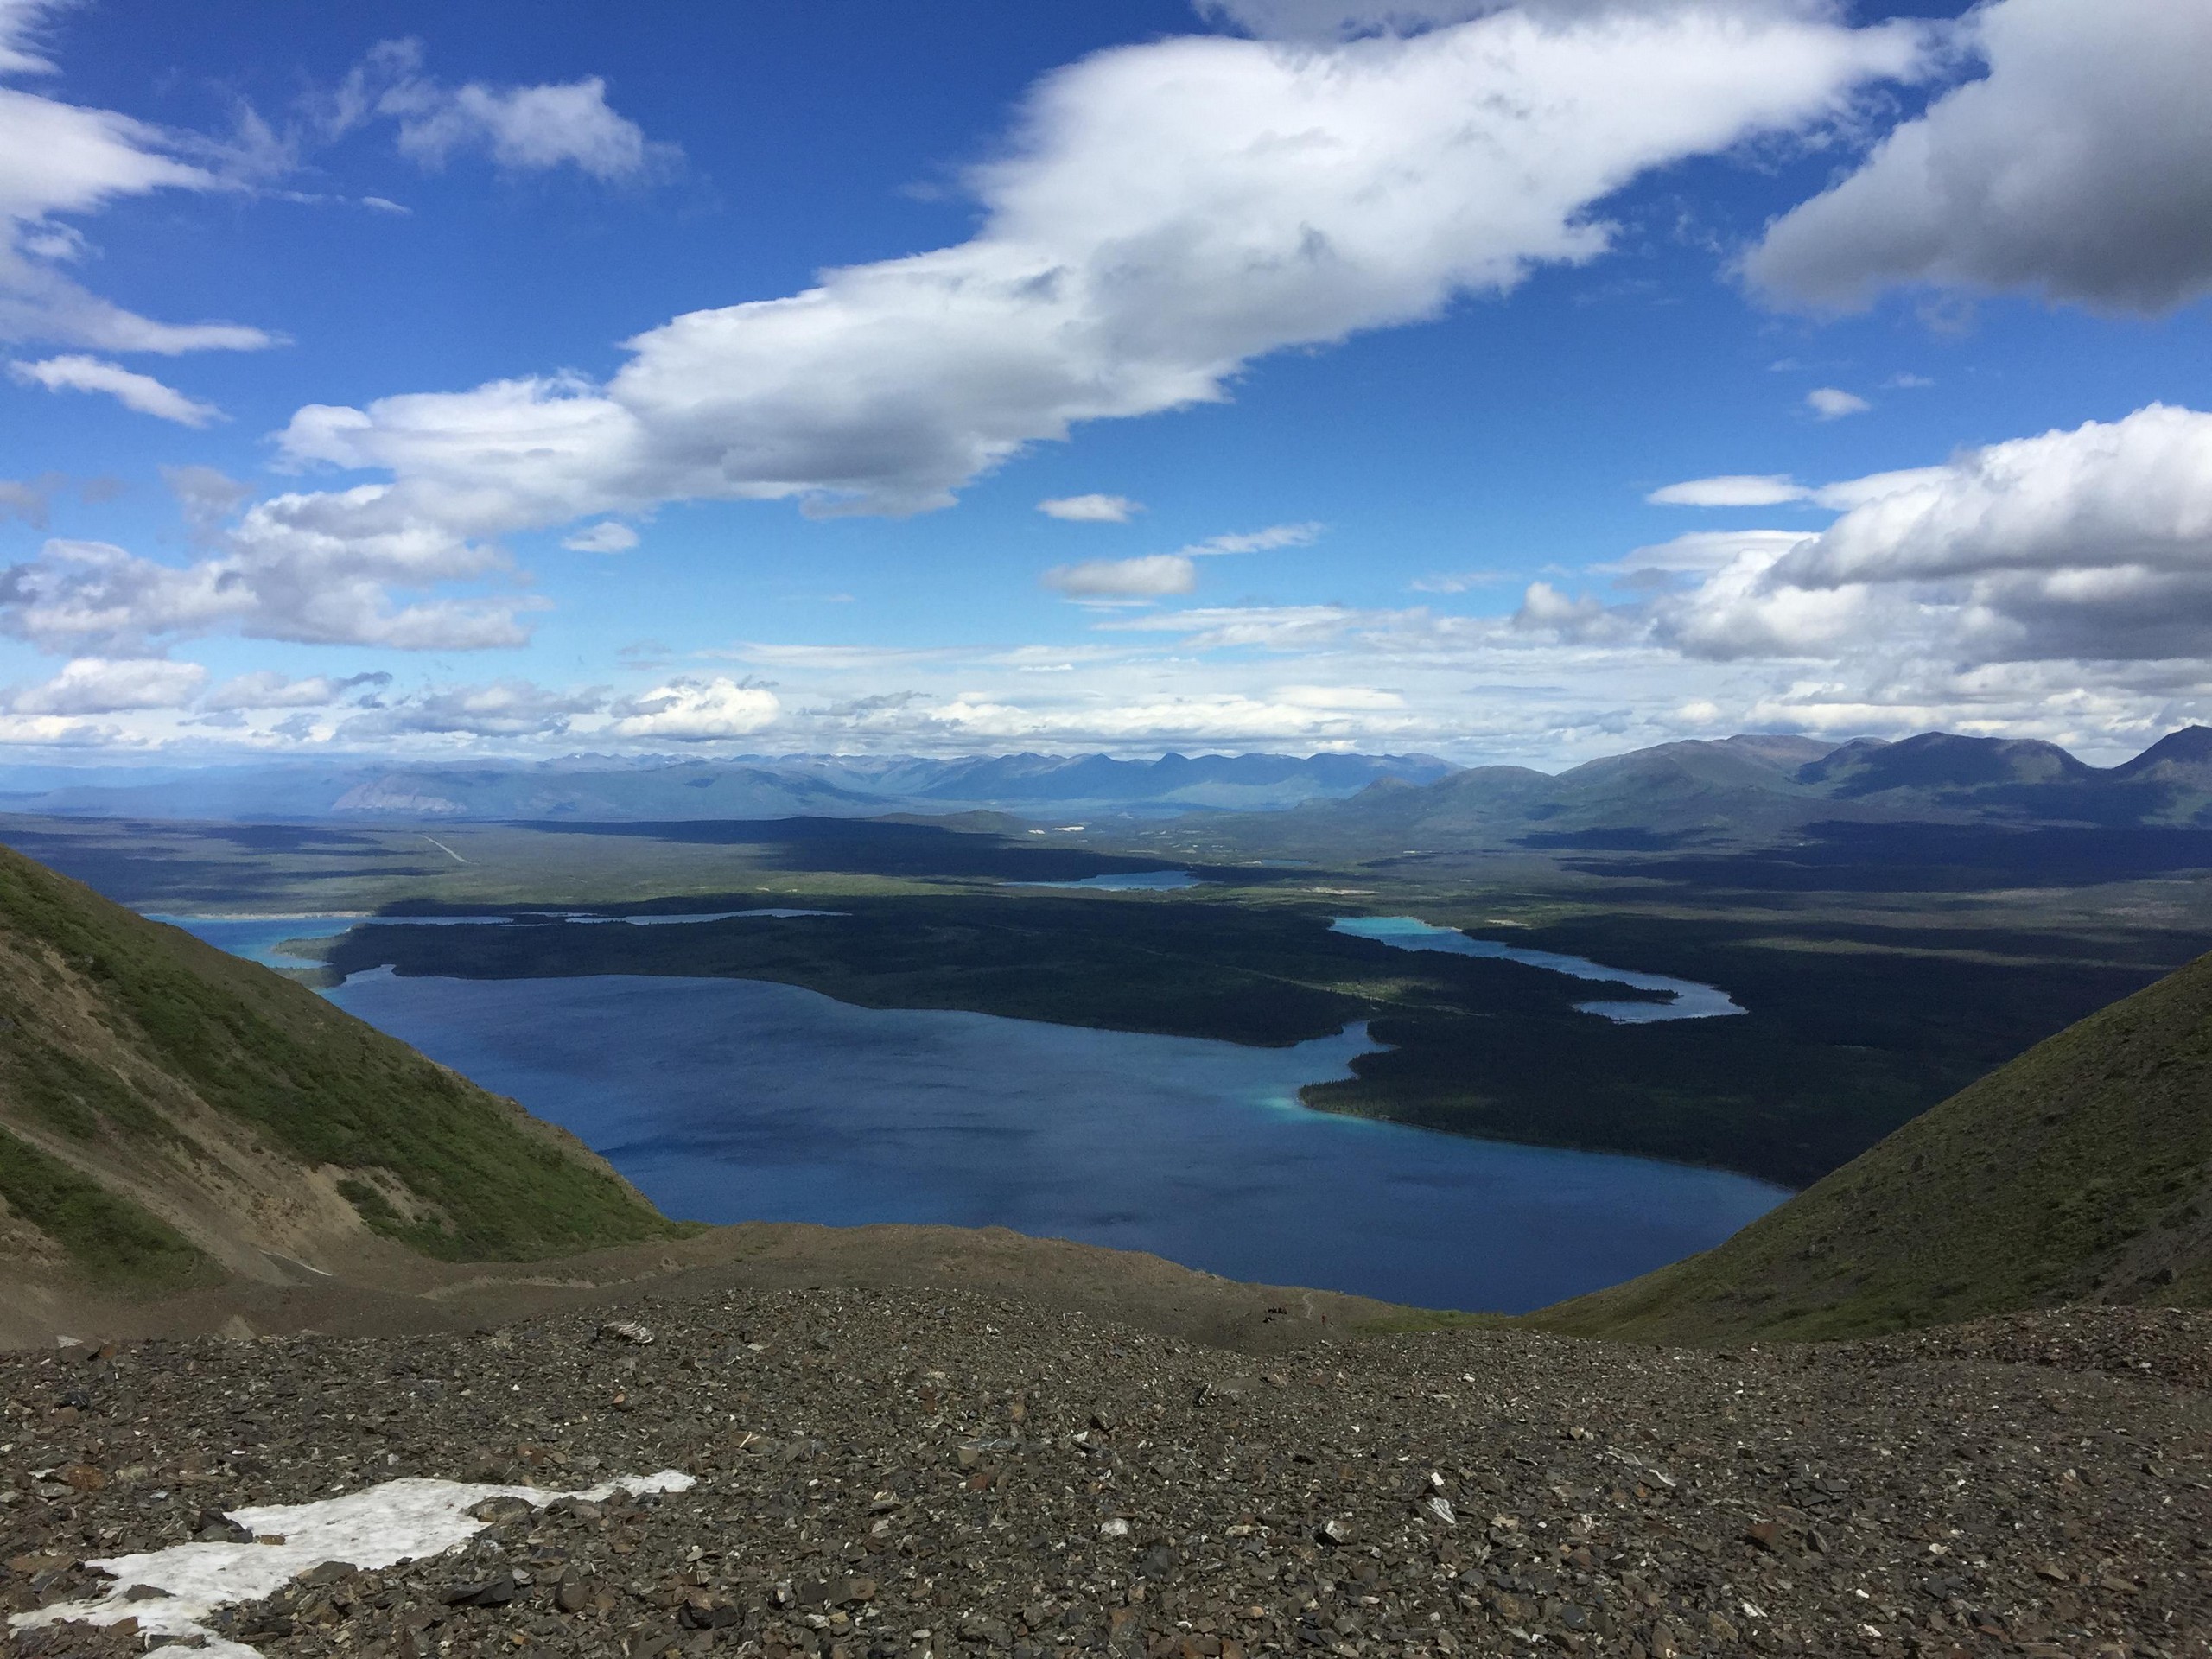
[2112,725,2212,778]
[1798,731,2094,797]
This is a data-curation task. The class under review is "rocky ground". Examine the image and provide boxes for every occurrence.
[2,1292,2208,1659]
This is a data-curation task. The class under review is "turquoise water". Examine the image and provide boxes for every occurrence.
[165,912,1785,1312]
[1330,915,1746,1023]
[1006,870,1202,891]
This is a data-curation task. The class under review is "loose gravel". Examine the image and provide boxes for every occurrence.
[3,1292,2208,1658]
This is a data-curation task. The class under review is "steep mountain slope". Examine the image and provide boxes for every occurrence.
[0,845,678,1303]
[1534,948,2212,1343]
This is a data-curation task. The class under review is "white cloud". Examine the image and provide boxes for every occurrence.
[1771,403,2212,605]
[0,3,275,353]
[1181,522,1323,556]
[1597,529,1810,576]
[1647,474,1812,508]
[1039,493,1143,523]
[1042,553,1197,601]
[1613,404,2212,671]
[607,676,780,741]
[1101,602,1377,651]
[203,669,391,711]
[1748,0,2212,315]
[1805,387,1869,420]
[858,689,1427,747]
[1198,1,1500,38]
[1197,0,1819,41]
[10,353,221,424]
[1042,520,1323,602]
[0,0,59,78]
[1409,569,1511,592]
[9,655,205,715]
[718,642,962,671]
[325,39,673,181]
[337,679,606,741]
[561,520,639,553]
[270,5,1925,550]
[0,480,540,655]
[1274,683,1404,709]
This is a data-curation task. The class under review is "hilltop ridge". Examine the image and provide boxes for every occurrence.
[1535,946,2212,1344]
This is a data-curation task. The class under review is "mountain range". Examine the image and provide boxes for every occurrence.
[13,732,2212,856]
[1161,727,2212,861]
[0,750,1452,825]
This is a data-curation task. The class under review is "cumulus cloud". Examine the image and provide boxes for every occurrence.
[202,669,392,711]
[1805,387,1869,421]
[1042,553,1198,601]
[9,654,205,715]
[1747,0,2212,315]
[561,520,639,553]
[0,482,540,655]
[1038,493,1142,523]
[270,3,1924,558]
[607,676,780,741]
[0,1,275,353]
[1765,408,2212,592]
[10,353,221,424]
[323,39,673,181]
[1044,521,1323,603]
[1601,405,2212,672]
[337,679,606,741]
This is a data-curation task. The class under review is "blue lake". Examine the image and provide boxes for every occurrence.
[1006,870,1202,892]
[155,911,842,969]
[165,913,1788,1313]
[1332,915,1746,1023]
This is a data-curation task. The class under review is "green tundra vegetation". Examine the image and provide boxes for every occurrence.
[0,1124,211,1290]
[1533,948,2212,1342]
[0,842,683,1285]
[4,808,2209,1192]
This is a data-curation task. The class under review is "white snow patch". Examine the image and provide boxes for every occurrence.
[10,1470,694,1657]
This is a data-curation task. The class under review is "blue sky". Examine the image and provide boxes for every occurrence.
[2,0,2209,765]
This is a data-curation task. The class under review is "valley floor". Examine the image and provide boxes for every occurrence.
[3,1293,2207,1659]
[18,806,2207,1193]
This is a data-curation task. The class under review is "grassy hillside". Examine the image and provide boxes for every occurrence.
[1535,950,2212,1343]
[0,842,680,1289]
